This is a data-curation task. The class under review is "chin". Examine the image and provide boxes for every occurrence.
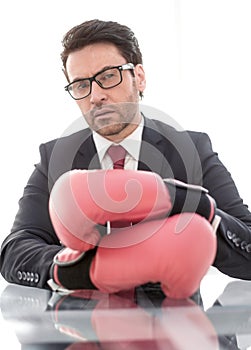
[96,123,126,138]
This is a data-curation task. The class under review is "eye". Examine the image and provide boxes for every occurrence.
[99,72,115,82]
[103,72,116,80]
[76,80,90,90]
[97,68,119,85]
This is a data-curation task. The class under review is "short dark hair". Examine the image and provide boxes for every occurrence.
[61,19,143,70]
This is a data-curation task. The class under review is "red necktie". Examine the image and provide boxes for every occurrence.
[107,145,126,169]
[106,145,129,229]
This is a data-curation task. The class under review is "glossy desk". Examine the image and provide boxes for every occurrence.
[0,267,251,350]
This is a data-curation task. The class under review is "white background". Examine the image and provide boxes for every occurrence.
[0,0,251,243]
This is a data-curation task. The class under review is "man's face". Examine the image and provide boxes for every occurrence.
[65,43,146,140]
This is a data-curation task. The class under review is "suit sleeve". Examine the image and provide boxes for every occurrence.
[196,132,251,279]
[0,143,62,289]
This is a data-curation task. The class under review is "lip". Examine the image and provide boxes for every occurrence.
[93,109,115,119]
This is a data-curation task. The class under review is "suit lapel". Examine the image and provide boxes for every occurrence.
[138,118,169,176]
[67,119,172,177]
[74,119,168,174]
[74,130,101,170]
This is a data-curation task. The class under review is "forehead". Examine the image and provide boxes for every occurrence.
[66,42,126,80]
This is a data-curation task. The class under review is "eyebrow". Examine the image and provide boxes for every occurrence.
[70,65,117,84]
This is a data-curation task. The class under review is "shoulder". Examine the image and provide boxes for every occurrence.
[38,128,94,169]
[40,128,92,155]
[144,116,210,145]
[37,128,94,189]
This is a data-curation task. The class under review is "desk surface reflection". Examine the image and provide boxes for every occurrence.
[1,269,251,350]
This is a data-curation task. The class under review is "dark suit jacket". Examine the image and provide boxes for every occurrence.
[1,117,251,289]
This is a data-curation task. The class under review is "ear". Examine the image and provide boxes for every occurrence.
[134,64,146,93]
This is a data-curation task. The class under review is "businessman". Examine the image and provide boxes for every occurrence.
[1,19,251,299]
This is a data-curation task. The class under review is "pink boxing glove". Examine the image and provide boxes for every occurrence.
[49,169,171,251]
[90,213,217,299]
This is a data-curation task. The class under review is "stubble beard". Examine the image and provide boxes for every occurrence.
[94,118,130,137]
[86,101,140,139]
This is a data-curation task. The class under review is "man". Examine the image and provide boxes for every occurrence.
[1,19,251,299]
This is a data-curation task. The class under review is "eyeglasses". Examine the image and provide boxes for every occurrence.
[64,63,135,100]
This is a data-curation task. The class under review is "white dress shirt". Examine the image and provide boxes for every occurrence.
[93,118,144,170]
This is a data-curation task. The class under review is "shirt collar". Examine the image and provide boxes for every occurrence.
[93,117,144,163]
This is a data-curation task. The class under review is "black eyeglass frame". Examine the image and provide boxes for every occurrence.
[64,63,135,100]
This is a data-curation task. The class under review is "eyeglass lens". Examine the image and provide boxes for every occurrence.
[68,67,122,99]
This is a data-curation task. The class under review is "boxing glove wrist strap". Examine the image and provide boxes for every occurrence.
[164,179,215,222]
[50,247,97,291]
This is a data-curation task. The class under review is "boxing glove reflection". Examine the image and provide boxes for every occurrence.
[51,290,218,350]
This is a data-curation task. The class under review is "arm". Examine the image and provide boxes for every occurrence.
[0,143,62,289]
[196,132,251,279]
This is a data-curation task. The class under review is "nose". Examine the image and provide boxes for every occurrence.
[89,81,107,105]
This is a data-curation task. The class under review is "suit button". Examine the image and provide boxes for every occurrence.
[22,272,27,281]
[26,272,31,282]
[233,237,241,247]
[226,230,234,240]
[246,244,251,253]
[17,271,22,280]
[30,272,34,282]
[241,241,247,250]
[34,273,39,283]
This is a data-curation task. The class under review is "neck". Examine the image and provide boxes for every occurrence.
[105,113,142,143]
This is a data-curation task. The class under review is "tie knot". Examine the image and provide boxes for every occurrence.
[107,145,126,169]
